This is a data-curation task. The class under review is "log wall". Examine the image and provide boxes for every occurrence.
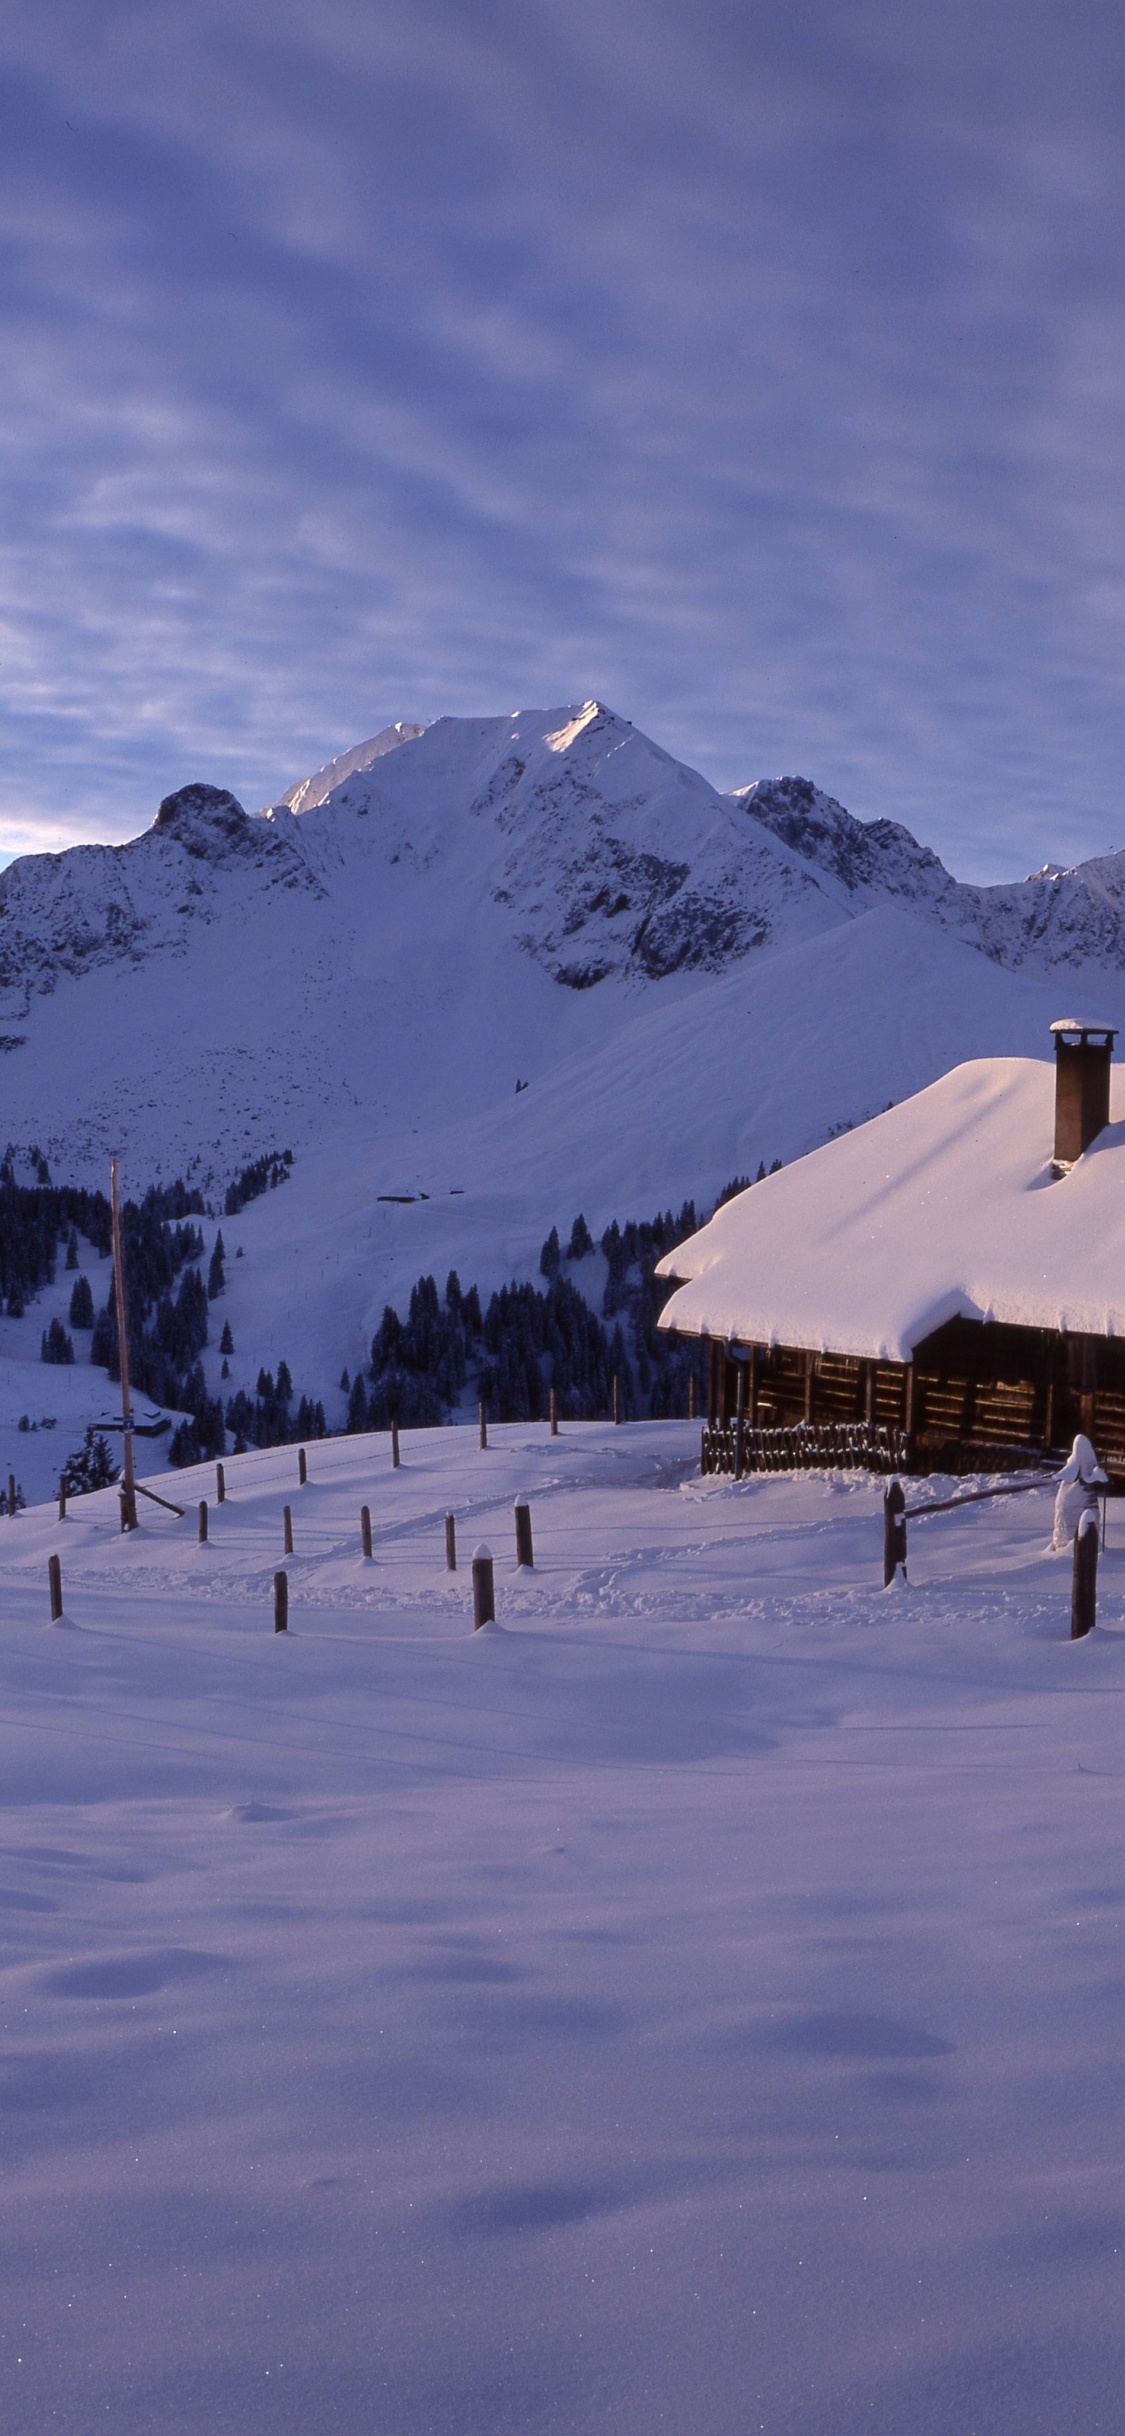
[698,1317,1125,1477]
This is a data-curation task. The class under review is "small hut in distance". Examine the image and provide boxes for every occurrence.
[656,1020,1125,1476]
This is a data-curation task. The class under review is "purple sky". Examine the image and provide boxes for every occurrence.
[2,0,1124,880]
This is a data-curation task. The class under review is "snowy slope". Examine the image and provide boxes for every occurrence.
[2,1426,1125,2434]
[48,907,1094,1432]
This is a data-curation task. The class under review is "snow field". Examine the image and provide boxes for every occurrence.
[2,1423,1125,2432]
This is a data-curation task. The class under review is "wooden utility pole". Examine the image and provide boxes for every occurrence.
[110,1159,138,1530]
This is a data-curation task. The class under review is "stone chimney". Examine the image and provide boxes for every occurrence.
[1051,1019,1117,1169]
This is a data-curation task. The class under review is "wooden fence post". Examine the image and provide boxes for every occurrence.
[391,1420,400,1470]
[283,1503,293,1556]
[48,1554,62,1622]
[216,1462,225,1504]
[550,1387,558,1437]
[58,1477,66,1520]
[613,1374,622,1426]
[688,1372,696,1420]
[883,1479,907,1586]
[445,1511,457,1570]
[360,1504,372,1559]
[734,1364,746,1481]
[7,1474,15,1518]
[472,1543,495,1629]
[479,1401,488,1450]
[1072,1508,1098,1638]
[198,1499,208,1544]
[274,1570,288,1632]
[514,1497,534,1568]
[298,1447,307,1486]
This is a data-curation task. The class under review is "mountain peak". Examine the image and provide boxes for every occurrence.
[272,723,427,817]
[154,782,248,836]
[544,700,624,754]
[735,773,953,900]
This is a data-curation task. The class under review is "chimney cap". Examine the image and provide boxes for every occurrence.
[1050,1018,1117,1043]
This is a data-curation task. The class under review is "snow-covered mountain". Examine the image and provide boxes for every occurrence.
[736,772,1125,969]
[1,697,1124,1445]
[0,702,840,1019]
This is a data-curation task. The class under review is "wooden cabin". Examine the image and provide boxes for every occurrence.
[656,1021,1125,1476]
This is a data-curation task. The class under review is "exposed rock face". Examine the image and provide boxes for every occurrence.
[153,784,251,847]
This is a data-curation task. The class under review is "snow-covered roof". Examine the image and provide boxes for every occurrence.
[656,1056,1125,1362]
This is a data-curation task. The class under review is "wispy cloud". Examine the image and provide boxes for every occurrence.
[1,0,1124,878]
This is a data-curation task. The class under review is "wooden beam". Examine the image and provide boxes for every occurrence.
[110,1160,138,1532]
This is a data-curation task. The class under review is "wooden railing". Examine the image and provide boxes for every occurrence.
[701,1421,912,1477]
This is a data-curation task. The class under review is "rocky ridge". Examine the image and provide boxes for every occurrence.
[736,772,1125,972]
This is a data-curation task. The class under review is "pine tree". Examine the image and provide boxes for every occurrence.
[539,1225,560,1279]
[219,1319,234,1356]
[61,1427,119,1494]
[91,1300,117,1371]
[347,1375,368,1432]
[207,1233,226,1299]
[65,1227,79,1270]
[41,1317,74,1364]
[567,1213,593,1260]
[340,1367,350,1392]
[220,1357,230,1379]
[168,1420,198,1466]
[68,1275,94,1329]
[276,1360,292,1404]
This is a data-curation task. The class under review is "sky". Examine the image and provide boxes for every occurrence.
[2,0,1125,882]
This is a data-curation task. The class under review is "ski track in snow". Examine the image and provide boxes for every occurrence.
[0,1417,1124,2433]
